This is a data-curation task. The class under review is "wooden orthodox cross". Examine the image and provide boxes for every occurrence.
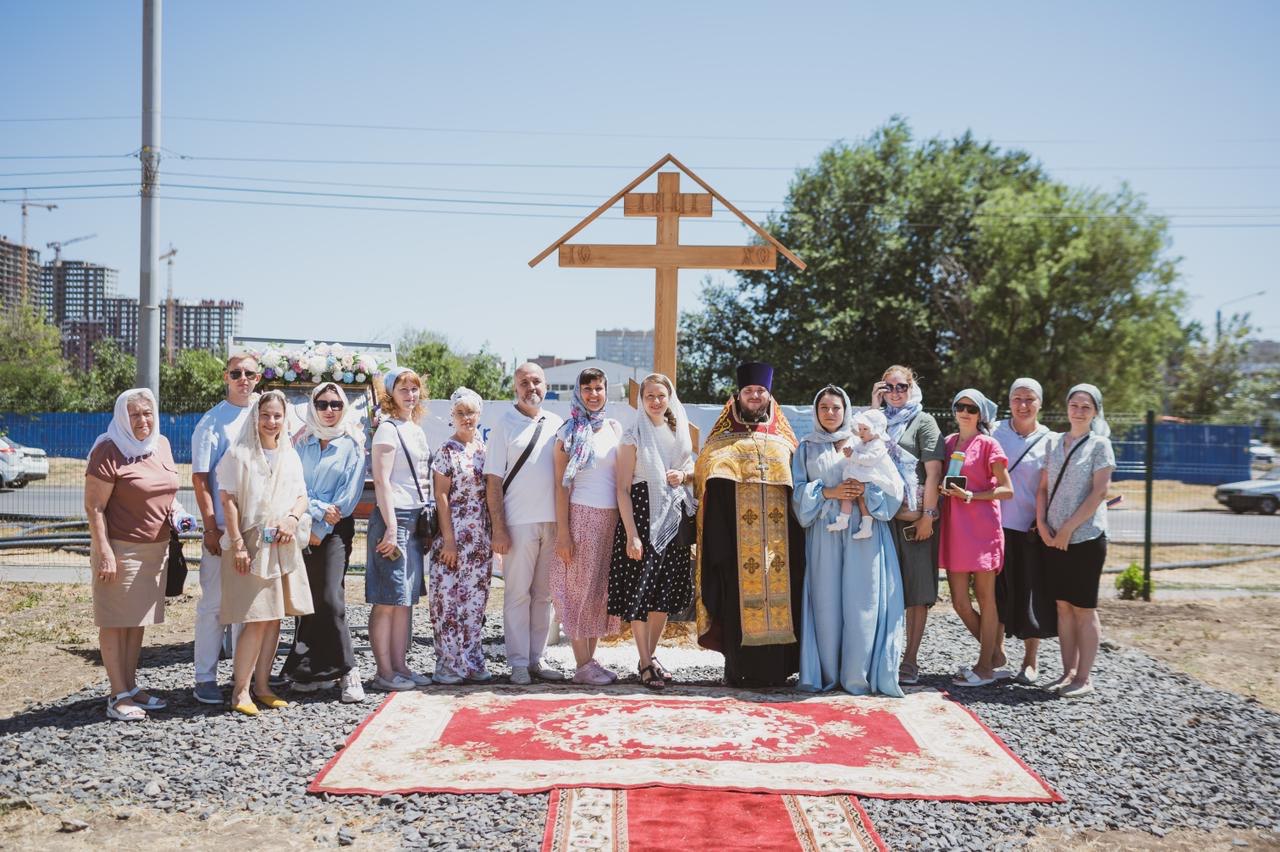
[529,154,805,381]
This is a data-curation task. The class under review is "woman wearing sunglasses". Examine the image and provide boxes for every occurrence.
[938,389,1014,687]
[281,382,367,703]
[871,365,944,685]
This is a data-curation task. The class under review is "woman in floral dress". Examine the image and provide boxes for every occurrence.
[429,388,494,684]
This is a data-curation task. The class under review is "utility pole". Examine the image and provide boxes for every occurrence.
[136,0,163,397]
[160,244,177,364]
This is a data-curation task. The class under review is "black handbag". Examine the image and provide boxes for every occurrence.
[393,423,439,551]
[164,528,188,596]
[673,502,698,547]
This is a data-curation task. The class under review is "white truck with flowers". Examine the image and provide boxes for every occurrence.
[232,337,396,522]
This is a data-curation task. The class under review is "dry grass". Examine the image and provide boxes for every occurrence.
[46,456,194,488]
[1100,596,1280,711]
[1110,480,1225,513]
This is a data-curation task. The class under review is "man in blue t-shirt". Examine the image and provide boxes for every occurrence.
[190,352,259,704]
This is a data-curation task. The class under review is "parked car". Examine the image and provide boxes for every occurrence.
[0,437,23,488]
[1215,468,1280,515]
[1249,439,1277,465]
[11,440,49,484]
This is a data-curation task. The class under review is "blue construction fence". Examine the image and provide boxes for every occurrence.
[0,411,205,463]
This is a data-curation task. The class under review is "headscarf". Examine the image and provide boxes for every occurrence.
[558,370,609,486]
[953,388,998,434]
[215,390,311,580]
[450,386,483,414]
[90,388,160,462]
[884,380,923,444]
[382,367,409,396]
[299,382,365,449]
[801,385,853,445]
[633,380,694,554]
[1009,377,1043,401]
[1067,383,1111,438]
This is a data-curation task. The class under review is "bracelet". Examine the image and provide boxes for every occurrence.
[964,491,973,504]
[287,513,299,521]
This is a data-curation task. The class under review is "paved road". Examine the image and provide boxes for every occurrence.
[0,485,198,522]
[3,485,1278,545]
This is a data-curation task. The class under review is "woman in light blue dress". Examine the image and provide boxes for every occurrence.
[792,385,906,697]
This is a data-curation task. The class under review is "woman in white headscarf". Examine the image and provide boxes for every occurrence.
[217,389,315,716]
[938,388,1014,688]
[85,388,188,721]
[793,385,906,697]
[281,382,367,703]
[428,387,496,685]
[1037,383,1115,698]
[607,373,695,689]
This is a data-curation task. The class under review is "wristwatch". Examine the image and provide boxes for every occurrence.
[964,491,974,504]
[922,508,940,519]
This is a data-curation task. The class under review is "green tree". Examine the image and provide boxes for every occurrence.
[70,339,137,411]
[160,348,228,412]
[1167,315,1253,419]
[678,119,1187,411]
[396,329,511,400]
[0,306,72,412]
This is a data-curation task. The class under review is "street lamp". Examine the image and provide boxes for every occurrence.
[1215,290,1266,341]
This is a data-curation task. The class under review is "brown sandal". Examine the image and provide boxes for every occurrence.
[639,664,665,690]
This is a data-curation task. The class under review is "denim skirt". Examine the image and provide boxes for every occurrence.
[365,507,426,606]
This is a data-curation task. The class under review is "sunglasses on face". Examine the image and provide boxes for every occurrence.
[884,383,911,394]
[953,403,981,415]
[314,400,344,411]
[228,369,259,380]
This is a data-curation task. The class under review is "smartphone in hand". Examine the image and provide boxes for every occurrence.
[943,475,968,491]
[901,524,919,542]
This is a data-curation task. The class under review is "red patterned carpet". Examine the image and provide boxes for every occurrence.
[311,688,1060,803]
[542,787,888,852]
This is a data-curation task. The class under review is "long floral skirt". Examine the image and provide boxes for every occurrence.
[551,504,622,640]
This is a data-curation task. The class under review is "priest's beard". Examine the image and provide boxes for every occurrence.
[737,395,772,424]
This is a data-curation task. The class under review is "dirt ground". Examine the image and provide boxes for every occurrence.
[1028,827,1280,850]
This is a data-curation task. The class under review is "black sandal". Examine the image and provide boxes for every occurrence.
[639,664,665,691]
[652,656,673,684]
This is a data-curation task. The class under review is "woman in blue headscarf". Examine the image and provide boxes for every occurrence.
[1036,383,1115,699]
[792,385,906,696]
[938,388,1014,688]
[552,367,623,686]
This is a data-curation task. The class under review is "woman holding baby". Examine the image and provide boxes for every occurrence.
[791,385,907,696]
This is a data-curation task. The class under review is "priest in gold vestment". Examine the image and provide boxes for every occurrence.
[694,362,806,687]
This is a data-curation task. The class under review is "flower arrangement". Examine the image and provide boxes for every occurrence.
[250,341,391,386]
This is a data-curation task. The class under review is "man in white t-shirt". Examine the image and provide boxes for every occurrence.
[189,352,259,704]
[484,362,566,685]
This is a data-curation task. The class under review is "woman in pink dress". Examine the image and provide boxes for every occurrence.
[939,388,1014,687]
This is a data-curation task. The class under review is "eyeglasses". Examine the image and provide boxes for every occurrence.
[314,400,344,411]
[953,403,981,415]
[884,383,911,394]
[228,369,259,380]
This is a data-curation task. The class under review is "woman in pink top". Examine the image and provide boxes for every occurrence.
[939,388,1014,687]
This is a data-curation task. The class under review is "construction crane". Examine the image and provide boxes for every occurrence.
[46,233,98,266]
[160,244,178,364]
[0,191,57,304]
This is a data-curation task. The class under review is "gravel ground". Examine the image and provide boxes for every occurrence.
[1,604,1279,850]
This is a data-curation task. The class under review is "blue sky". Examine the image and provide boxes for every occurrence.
[4,1,1278,364]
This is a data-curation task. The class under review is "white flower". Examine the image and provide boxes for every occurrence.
[307,355,328,376]
[313,343,331,357]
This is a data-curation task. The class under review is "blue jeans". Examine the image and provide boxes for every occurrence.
[365,507,425,606]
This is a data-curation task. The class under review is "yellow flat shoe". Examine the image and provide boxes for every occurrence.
[230,701,259,717]
[252,692,289,710]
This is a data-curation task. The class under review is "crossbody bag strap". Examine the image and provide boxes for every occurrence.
[503,416,545,494]
[1007,428,1048,473]
[392,423,428,503]
[1047,434,1091,511]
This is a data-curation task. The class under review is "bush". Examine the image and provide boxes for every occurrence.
[1114,562,1151,600]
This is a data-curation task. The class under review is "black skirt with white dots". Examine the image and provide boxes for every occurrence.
[607,482,693,622]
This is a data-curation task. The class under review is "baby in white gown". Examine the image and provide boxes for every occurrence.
[828,410,903,538]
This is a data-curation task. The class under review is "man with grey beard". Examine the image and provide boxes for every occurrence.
[484,362,567,685]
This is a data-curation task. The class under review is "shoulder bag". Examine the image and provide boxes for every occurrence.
[502,416,546,494]
[1031,433,1091,543]
[393,424,439,552]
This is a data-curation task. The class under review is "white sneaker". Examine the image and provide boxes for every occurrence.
[340,671,366,703]
[373,673,415,692]
[399,670,432,686]
[529,660,566,682]
[509,666,533,686]
[826,514,851,532]
[852,515,873,540]
[432,667,464,685]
